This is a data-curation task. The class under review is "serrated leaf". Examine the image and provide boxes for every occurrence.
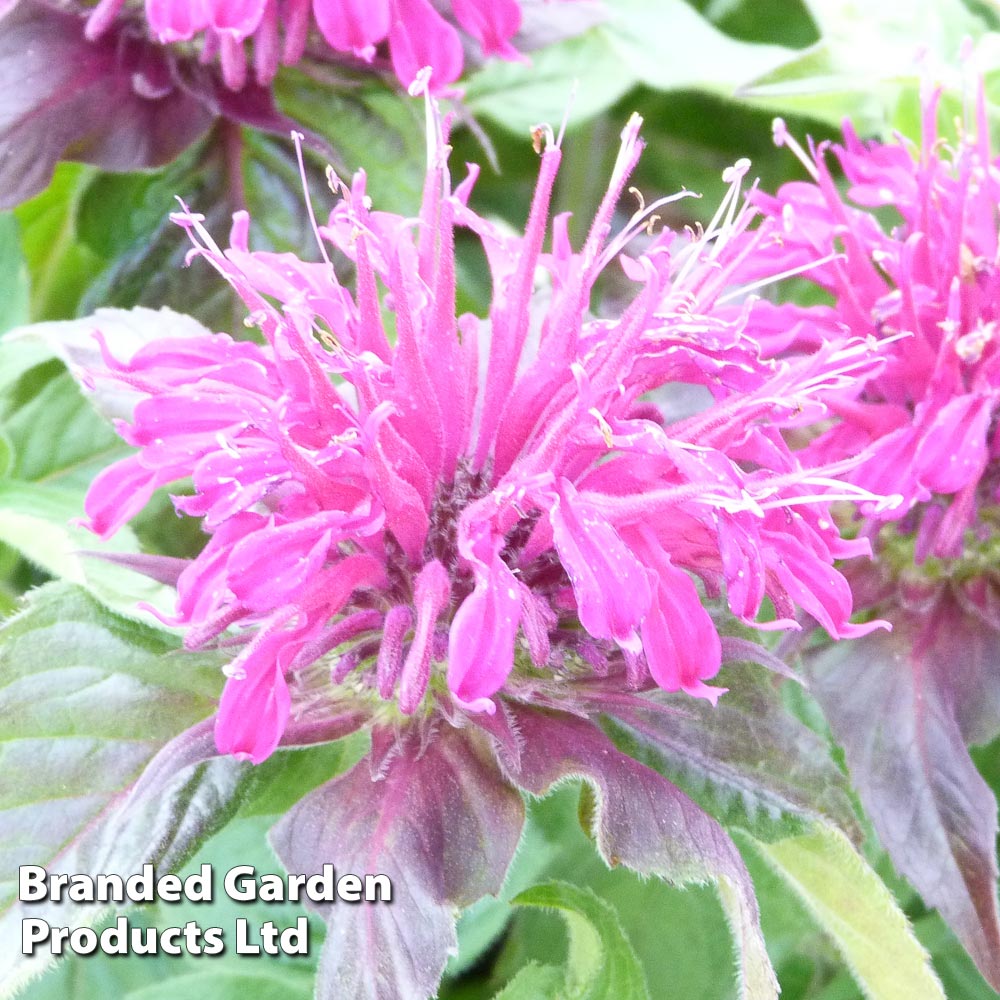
[491,961,564,1000]
[603,665,859,841]
[0,583,246,993]
[807,599,1000,992]
[511,881,650,1000]
[747,825,946,1000]
[500,703,779,1000]
[270,723,525,1000]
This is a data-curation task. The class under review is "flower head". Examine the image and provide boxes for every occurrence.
[747,85,1000,563]
[84,91,887,765]
[84,0,528,90]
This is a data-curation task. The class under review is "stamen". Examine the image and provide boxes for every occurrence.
[717,250,845,304]
[556,81,576,149]
[531,123,555,154]
[292,131,334,269]
[589,408,614,447]
[593,190,698,274]
[772,119,821,181]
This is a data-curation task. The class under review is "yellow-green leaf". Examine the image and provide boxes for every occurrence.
[746,826,946,1000]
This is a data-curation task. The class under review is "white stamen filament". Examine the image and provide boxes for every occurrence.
[717,250,845,304]
[292,131,333,269]
[594,190,700,274]
[772,118,821,182]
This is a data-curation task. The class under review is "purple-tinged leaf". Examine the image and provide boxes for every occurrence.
[0,585,251,990]
[0,1,213,208]
[947,576,1000,747]
[605,666,860,840]
[808,595,1000,992]
[0,719,249,993]
[270,722,525,1000]
[500,703,779,1000]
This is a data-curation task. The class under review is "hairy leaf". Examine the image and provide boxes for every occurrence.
[0,584,246,994]
[808,599,1000,992]
[270,723,525,1000]
[490,961,564,999]
[500,703,779,1000]
[747,825,946,1000]
[510,880,650,1000]
[604,665,859,840]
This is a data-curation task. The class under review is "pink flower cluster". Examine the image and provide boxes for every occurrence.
[746,85,1000,561]
[84,93,889,764]
[84,0,525,90]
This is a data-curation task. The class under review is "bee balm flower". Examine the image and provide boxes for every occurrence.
[83,87,887,766]
[746,86,1000,562]
[83,0,530,90]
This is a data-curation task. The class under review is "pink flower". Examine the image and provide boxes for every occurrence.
[85,0,526,90]
[84,92,886,764]
[746,87,1000,560]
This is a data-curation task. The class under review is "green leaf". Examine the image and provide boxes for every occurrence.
[0,583,223,894]
[0,583,244,994]
[914,910,1000,1000]
[0,309,216,610]
[273,71,426,216]
[505,704,779,999]
[236,733,370,817]
[0,212,30,334]
[745,825,947,1000]
[491,962,564,1000]
[0,351,172,612]
[1,359,125,488]
[510,881,651,1000]
[603,663,859,842]
[465,0,795,134]
[124,971,312,1000]
[12,815,320,1000]
[449,787,735,999]
[8,306,215,424]
[739,0,994,131]
[808,612,1000,990]
[13,162,104,321]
